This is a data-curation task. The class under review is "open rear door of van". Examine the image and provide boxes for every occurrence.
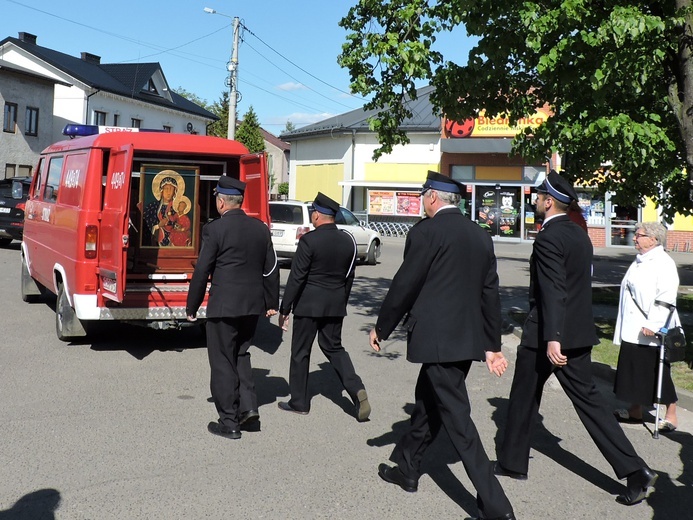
[240,153,269,224]
[99,144,133,302]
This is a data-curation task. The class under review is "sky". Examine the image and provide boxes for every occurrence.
[2,0,473,134]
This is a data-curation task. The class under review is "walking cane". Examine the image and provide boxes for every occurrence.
[653,306,676,440]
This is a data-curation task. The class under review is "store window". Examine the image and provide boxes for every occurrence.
[475,185,521,238]
[610,201,639,246]
[576,190,605,226]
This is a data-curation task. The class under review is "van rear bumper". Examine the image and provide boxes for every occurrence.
[73,293,206,321]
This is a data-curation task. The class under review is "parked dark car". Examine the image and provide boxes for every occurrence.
[0,176,32,247]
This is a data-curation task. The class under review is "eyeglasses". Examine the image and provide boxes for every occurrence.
[634,233,651,239]
[420,188,430,196]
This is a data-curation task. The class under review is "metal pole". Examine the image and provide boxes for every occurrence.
[228,16,240,140]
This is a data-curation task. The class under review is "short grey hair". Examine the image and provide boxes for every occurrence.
[434,189,461,206]
[217,193,243,206]
[636,221,667,248]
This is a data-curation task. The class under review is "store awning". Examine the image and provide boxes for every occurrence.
[441,138,513,154]
[338,180,423,189]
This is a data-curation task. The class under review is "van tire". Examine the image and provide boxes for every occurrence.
[56,285,88,341]
[0,238,12,248]
[20,255,43,303]
[366,241,380,265]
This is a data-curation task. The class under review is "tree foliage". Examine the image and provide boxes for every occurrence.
[284,121,296,133]
[338,1,693,219]
[236,106,266,153]
[173,87,229,138]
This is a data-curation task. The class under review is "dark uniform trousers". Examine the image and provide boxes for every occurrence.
[499,345,645,479]
[391,361,513,519]
[206,315,260,428]
[288,316,364,412]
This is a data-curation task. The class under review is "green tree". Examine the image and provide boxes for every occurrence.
[174,87,229,137]
[284,120,296,133]
[339,1,693,218]
[208,91,230,138]
[236,106,266,153]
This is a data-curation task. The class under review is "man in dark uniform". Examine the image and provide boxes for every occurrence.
[369,171,515,520]
[186,176,279,440]
[495,170,656,505]
[278,192,370,422]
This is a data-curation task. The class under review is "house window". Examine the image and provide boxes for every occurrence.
[94,111,107,126]
[147,79,159,94]
[3,102,18,133]
[25,107,39,136]
[163,125,172,133]
[113,114,120,127]
[5,164,16,178]
[131,118,141,128]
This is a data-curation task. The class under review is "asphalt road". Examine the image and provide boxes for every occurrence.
[0,238,691,519]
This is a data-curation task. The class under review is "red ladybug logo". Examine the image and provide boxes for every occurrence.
[445,118,475,138]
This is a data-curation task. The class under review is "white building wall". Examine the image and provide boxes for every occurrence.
[0,71,55,177]
[1,44,213,144]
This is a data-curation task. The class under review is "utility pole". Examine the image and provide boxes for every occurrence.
[228,16,240,140]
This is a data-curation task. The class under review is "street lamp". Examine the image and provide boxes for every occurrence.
[204,7,240,140]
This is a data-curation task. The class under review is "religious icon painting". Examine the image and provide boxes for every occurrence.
[140,164,199,248]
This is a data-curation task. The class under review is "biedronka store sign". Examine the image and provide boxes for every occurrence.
[443,108,551,139]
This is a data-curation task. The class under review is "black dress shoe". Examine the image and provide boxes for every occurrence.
[239,409,260,425]
[464,514,516,520]
[207,421,241,440]
[616,466,657,505]
[355,388,371,422]
[377,463,418,492]
[277,401,309,415]
[493,462,528,481]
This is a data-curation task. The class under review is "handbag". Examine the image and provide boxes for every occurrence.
[662,326,687,363]
[654,300,687,363]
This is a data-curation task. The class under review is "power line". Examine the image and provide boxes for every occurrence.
[241,23,367,102]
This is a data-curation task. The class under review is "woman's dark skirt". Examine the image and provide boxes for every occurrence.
[614,340,678,405]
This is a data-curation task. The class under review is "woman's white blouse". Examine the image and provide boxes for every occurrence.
[613,245,680,346]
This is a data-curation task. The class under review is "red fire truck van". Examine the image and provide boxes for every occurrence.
[21,125,270,341]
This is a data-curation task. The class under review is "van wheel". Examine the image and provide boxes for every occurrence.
[20,255,43,303]
[366,241,380,265]
[55,285,87,342]
[0,238,12,248]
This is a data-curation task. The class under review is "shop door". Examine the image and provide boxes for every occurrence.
[609,202,640,246]
[475,186,521,238]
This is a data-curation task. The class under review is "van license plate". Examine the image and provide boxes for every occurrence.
[0,208,10,213]
[271,229,284,237]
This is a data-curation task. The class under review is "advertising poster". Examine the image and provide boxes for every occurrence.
[395,191,421,216]
[498,189,519,236]
[477,188,498,232]
[368,191,395,215]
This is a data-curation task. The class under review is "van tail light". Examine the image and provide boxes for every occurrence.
[296,226,310,241]
[85,225,98,259]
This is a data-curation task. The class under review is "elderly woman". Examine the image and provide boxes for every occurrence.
[613,222,680,432]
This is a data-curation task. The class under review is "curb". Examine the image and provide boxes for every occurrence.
[508,325,693,412]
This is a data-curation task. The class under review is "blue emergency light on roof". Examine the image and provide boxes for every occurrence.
[62,125,168,138]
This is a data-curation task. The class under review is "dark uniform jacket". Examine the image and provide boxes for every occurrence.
[186,208,279,318]
[279,223,356,318]
[521,214,598,350]
[375,207,501,364]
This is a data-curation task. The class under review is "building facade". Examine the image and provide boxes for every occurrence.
[0,32,217,179]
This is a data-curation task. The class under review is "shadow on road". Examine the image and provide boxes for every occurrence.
[0,488,60,520]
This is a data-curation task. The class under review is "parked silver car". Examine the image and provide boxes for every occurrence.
[269,200,381,264]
